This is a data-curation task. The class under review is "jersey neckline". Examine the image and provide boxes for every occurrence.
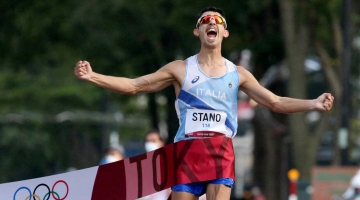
[195,54,228,79]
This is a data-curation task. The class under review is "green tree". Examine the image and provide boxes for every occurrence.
[278,0,358,191]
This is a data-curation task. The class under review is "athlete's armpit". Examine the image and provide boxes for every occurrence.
[134,60,186,93]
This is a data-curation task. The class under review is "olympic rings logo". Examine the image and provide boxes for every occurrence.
[13,180,69,200]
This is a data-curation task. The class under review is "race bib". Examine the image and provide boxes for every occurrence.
[185,109,227,137]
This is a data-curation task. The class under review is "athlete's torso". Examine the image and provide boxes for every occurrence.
[174,55,240,142]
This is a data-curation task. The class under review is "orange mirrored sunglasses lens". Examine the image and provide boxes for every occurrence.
[199,15,224,25]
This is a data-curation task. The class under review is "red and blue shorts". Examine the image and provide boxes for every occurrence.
[171,178,234,196]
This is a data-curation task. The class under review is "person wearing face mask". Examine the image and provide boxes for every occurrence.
[138,129,170,200]
[99,143,125,165]
[144,129,165,152]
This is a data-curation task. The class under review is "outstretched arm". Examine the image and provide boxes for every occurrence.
[238,67,334,113]
[74,60,175,94]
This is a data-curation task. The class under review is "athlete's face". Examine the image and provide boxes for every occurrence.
[193,11,229,48]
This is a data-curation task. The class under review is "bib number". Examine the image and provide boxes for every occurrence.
[185,109,227,137]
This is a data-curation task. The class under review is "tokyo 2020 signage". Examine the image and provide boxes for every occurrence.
[1,137,235,200]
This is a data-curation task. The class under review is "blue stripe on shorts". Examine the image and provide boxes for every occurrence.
[171,178,234,196]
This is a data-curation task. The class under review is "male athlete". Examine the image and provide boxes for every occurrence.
[74,6,334,200]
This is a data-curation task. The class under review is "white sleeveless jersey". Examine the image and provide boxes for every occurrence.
[174,55,240,142]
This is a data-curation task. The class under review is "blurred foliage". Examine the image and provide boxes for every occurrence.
[0,0,358,189]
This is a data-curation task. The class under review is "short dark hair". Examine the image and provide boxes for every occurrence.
[198,6,225,18]
[107,143,125,156]
[145,129,164,142]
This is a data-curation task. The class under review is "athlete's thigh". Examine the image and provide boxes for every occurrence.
[171,191,199,200]
[205,184,231,200]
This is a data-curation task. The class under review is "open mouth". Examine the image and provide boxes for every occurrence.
[206,28,218,39]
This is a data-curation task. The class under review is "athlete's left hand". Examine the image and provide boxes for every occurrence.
[316,93,334,111]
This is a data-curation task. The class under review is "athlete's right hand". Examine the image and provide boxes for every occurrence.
[74,60,92,81]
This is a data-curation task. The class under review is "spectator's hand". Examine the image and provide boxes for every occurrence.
[315,93,334,111]
[74,60,93,81]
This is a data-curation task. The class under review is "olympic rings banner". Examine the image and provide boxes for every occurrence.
[0,136,235,200]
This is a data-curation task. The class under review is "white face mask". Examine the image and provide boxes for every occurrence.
[145,142,160,152]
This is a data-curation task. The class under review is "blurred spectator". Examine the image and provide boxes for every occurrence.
[99,143,125,165]
[342,169,360,200]
[252,186,266,200]
[144,129,165,152]
[138,129,170,200]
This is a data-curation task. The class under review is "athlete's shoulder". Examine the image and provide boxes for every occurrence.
[236,65,253,75]
[163,60,186,69]
[236,65,253,84]
[170,60,186,67]
[236,65,246,72]
[158,60,187,82]
[161,55,197,71]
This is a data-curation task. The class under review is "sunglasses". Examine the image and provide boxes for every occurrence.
[196,15,227,29]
